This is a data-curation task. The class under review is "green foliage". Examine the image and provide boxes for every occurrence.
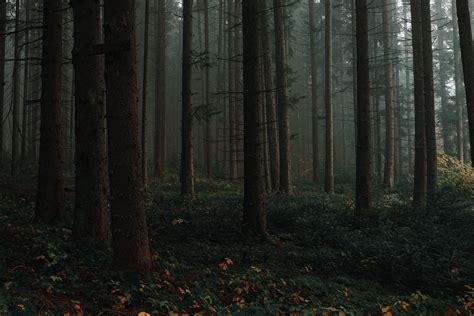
[1,174,474,314]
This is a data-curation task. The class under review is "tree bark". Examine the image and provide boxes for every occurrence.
[141,0,150,185]
[103,0,152,273]
[422,0,437,192]
[154,0,166,179]
[242,0,266,236]
[411,0,427,208]
[71,0,109,242]
[258,0,279,191]
[273,0,292,194]
[456,0,474,166]
[228,0,238,180]
[324,0,334,193]
[309,0,320,183]
[35,0,65,223]
[453,0,464,162]
[11,0,22,173]
[181,0,195,196]
[355,0,373,214]
[0,0,6,163]
[204,0,211,178]
[382,0,395,189]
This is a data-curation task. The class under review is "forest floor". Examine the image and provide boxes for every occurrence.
[1,157,474,315]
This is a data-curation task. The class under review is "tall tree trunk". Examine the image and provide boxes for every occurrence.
[71,0,109,242]
[324,0,334,193]
[355,0,373,214]
[34,0,65,223]
[242,0,266,236]
[456,0,474,166]
[154,0,166,179]
[309,0,320,183]
[204,0,211,178]
[0,0,6,163]
[411,0,427,208]
[21,0,31,162]
[258,0,279,191]
[382,0,395,189]
[453,0,464,162]
[422,0,437,192]
[181,0,195,196]
[12,0,22,173]
[141,0,150,185]
[103,0,152,273]
[234,0,242,178]
[228,0,237,180]
[273,0,292,194]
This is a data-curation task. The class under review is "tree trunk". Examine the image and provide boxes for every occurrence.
[456,0,474,166]
[21,0,31,162]
[309,0,320,183]
[355,0,373,214]
[453,0,464,162]
[12,0,22,173]
[71,0,109,242]
[141,0,150,185]
[181,0,195,196]
[204,0,211,178]
[0,0,6,163]
[324,0,334,193]
[273,0,292,194]
[34,0,65,223]
[422,0,437,192]
[103,0,152,273]
[410,0,427,208]
[154,0,166,179]
[258,0,279,191]
[242,0,266,236]
[382,0,395,189]
[228,0,237,180]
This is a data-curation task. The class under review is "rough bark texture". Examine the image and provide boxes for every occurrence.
[180,0,195,196]
[411,0,427,209]
[204,0,211,178]
[453,0,464,162]
[258,0,279,191]
[309,0,320,184]
[103,0,152,273]
[456,0,474,166]
[355,0,373,214]
[422,0,437,192]
[154,0,166,179]
[35,0,65,223]
[71,0,109,242]
[0,0,6,162]
[242,0,266,236]
[382,0,395,189]
[324,0,334,193]
[273,0,292,194]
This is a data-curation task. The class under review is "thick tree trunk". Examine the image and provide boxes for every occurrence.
[21,0,31,162]
[71,0,109,242]
[355,0,373,214]
[273,0,292,194]
[456,0,474,166]
[35,0,65,223]
[181,0,195,196]
[258,0,279,191]
[103,0,152,273]
[204,0,211,178]
[242,0,266,236]
[382,0,395,189]
[411,0,427,208]
[324,0,334,193]
[422,0,437,192]
[154,0,166,179]
[0,0,6,163]
[309,0,320,183]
